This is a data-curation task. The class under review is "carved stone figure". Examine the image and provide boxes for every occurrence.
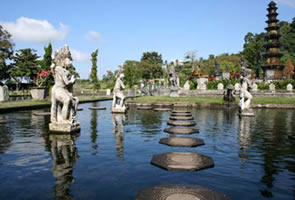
[169,65,179,88]
[49,45,80,132]
[0,82,9,102]
[112,71,126,113]
[239,60,254,116]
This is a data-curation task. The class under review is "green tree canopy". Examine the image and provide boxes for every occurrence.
[123,60,141,87]
[40,42,52,70]
[0,25,14,81]
[11,48,40,86]
[90,49,99,84]
[140,51,163,80]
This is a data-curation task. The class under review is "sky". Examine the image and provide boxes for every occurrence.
[1,0,295,79]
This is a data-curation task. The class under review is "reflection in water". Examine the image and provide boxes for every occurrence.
[0,115,12,154]
[48,133,79,200]
[112,114,125,161]
[239,117,252,154]
[90,102,99,154]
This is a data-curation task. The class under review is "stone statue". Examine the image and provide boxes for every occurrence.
[112,70,126,113]
[169,65,179,88]
[0,82,9,102]
[49,45,80,132]
[239,58,254,116]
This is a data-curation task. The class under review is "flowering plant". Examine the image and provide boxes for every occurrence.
[35,69,52,87]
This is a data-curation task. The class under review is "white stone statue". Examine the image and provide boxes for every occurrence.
[49,45,80,132]
[112,71,126,113]
[0,83,9,102]
[239,64,254,116]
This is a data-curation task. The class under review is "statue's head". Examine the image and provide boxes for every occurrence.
[54,45,72,68]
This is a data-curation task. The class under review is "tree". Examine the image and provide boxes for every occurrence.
[123,60,141,87]
[101,70,116,89]
[241,32,265,74]
[11,48,40,89]
[90,49,99,88]
[0,25,14,82]
[40,42,52,70]
[140,51,163,80]
[279,20,295,64]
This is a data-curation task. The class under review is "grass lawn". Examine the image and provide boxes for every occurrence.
[129,96,295,104]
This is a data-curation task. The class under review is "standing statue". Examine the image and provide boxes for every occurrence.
[112,70,126,113]
[169,65,179,88]
[49,45,80,132]
[239,58,254,116]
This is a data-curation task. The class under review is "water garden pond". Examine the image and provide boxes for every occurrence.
[0,100,295,200]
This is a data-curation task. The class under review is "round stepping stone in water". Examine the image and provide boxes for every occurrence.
[153,103,173,107]
[154,108,171,112]
[136,184,231,200]
[169,116,194,121]
[170,113,192,117]
[164,127,199,135]
[89,107,106,110]
[137,107,153,110]
[77,108,83,111]
[0,120,11,124]
[151,152,214,171]
[172,110,191,114]
[32,112,51,116]
[159,136,204,147]
[167,120,196,127]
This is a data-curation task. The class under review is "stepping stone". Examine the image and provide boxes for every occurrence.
[151,152,214,171]
[159,137,204,147]
[167,120,196,126]
[153,103,173,107]
[136,103,152,107]
[32,112,51,116]
[0,120,11,124]
[173,103,193,107]
[171,113,192,117]
[89,107,106,110]
[172,110,191,113]
[164,127,199,135]
[77,108,83,111]
[154,108,171,111]
[138,107,153,110]
[136,184,231,200]
[169,116,194,121]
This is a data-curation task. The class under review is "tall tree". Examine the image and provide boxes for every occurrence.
[11,48,40,88]
[241,32,266,74]
[90,49,99,83]
[40,42,52,70]
[0,25,14,81]
[123,60,141,87]
[140,51,163,80]
[279,20,295,64]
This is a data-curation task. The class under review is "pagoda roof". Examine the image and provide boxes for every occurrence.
[265,52,283,57]
[264,42,280,48]
[267,13,278,17]
[266,19,279,23]
[265,26,279,31]
[268,1,277,7]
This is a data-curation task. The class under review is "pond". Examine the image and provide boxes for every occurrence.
[0,100,295,199]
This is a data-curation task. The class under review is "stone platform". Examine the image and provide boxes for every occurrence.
[171,113,192,117]
[32,112,51,116]
[136,184,231,200]
[154,108,171,111]
[170,116,194,121]
[49,121,80,133]
[164,127,199,134]
[112,107,126,113]
[167,120,196,126]
[89,107,106,110]
[151,152,214,171]
[137,107,153,110]
[172,110,191,113]
[159,137,204,147]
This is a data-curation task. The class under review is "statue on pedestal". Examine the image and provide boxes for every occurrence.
[112,70,126,113]
[168,65,179,88]
[239,58,254,116]
[49,45,80,133]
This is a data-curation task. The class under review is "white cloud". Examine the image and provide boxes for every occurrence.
[1,17,69,43]
[71,49,90,62]
[84,31,100,42]
[275,0,295,8]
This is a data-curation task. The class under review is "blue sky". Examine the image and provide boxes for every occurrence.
[1,0,295,79]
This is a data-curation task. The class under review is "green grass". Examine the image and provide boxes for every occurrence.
[129,96,295,105]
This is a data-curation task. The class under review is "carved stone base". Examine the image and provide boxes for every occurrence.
[112,107,126,113]
[239,109,254,117]
[49,121,80,133]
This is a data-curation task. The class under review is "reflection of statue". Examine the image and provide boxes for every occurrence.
[49,133,79,200]
[112,71,126,113]
[49,45,80,132]
[223,84,236,102]
[112,114,125,161]
[239,58,254,116]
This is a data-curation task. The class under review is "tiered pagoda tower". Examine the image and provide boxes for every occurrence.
[262,1,284,79]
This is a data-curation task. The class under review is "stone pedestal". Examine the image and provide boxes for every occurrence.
[112,107,126,113]
[49,121,80,133]
[106,89,111,96]
[183,80,190,90]
[0,85,9,102]
[196,78,207,90]
[287,84,293,91]
[222,72,230,80]
[169,87,179,97]
[217,83,224,90]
